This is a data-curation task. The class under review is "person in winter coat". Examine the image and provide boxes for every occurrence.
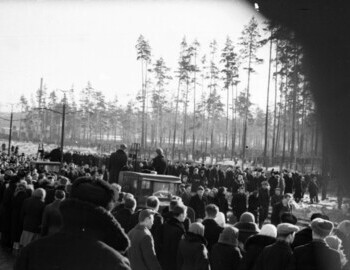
[270,187,283,207]
[231,186,247,221]
[0,174,19,249]
[333,220,350,267]
[289,218,341,270]
[216,187,229,218]
[128,209,162,270]
[202,204,223,252]
[270,193,293,226]
[109,144,128,184]
[11,181,31,251]
[292,213,329,249]
[159,204,187,270]
[234,212,260,248]
[239,224,277,270]
[14,177,131,270]
[189,186,208,220]
[258,181,270,227]
[325,235,348,268]
[19,188,46,247]
[41,190,65,237]
[177,222,210,270]
[284,172,294,194]
[308,176,319,204]
[293,173,303,203]
[112,196,136,233]
[210,225,242,270]
[151,148,167,175]
[254,223,299,270]
[248,191,259,222]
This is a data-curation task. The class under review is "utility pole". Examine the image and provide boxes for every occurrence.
[8,110,13,156]
[60,100,66,165]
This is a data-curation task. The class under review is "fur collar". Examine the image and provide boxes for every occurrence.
[59,198,130,253]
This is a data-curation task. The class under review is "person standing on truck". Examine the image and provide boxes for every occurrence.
[109,144,128,184]
[151,148,167,175]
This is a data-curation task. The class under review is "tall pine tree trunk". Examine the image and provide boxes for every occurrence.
[290,51,299,169]
[264,38,273,168]
[172,79,181,160]
[272,41,278,161]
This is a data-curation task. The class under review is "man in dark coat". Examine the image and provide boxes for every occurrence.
[291,213,329,249]
[159,204,187,270]
[211,226,242,270]
[14,177,131,270]
[177,222,210,270]
[289,218,341,270]
[189,186,207,219]
[239,225,276,270]
[112,196,136,233]
[255,223,299,270]
[202,204,223,252]
[284,172,294,194]
[109,144,128,184]
[231,186,247,221]
[151,148,167,175]
[41,190,65,237]
[270,193,292,226]
[127,209,162,270]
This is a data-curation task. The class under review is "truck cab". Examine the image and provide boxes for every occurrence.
[119,171,181,208]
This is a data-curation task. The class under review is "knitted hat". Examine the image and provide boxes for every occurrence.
[337,220,350,236]
[277,223,299,236]
[325,235,341,250]
[70,177,117,211]
[259,224,277,238]
[311,218,334,237]
[189,222,205,237]
[218,226,239,246]
[240,212,255,223]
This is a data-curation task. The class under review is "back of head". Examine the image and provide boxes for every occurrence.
[311,213,330,221]
[139,209,155,223]
[218,225,239,246]
[281,213,298,225]
[33,188,46,201]
[189,222,205,237]
[156,148,163,156]
[311,218,334,238]
[259,224,277,238]
[240,212,255,223]
[146,196,160,211]
[124,197,137,211]
[55,189,66,200]
[205,204,219,218]
[337,220,350,236]
[172,204,187,217]
[70,176,117,211]
[325,235,341,250]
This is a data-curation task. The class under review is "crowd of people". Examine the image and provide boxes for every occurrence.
[0,146,348,270]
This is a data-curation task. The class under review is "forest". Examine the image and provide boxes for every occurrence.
[13,18,322,170]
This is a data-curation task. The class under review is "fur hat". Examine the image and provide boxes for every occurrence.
[70,177,117,211]
[311,218,334,237]
[259,224,277,238]
[189,222,205,237]
[240,212,255,223]
[218,226,239,246]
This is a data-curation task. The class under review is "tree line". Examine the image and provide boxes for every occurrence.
[15,17,321,169]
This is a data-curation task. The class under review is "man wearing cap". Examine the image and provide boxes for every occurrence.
[289,218,341,270]
[127,209,162,270]
[151,148,167,175]
[109,144,128,184]
[255,223,299,270]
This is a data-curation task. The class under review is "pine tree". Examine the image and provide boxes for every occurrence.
[239,17,263,166]
[136,35,151,148]
[221,36,239,156]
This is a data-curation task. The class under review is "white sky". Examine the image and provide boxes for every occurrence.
[0,0,272,112]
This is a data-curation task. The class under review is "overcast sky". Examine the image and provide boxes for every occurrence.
[0,0,272,112]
